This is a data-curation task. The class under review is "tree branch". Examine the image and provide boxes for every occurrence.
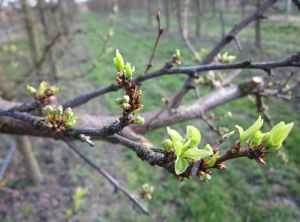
[63,138,149,215]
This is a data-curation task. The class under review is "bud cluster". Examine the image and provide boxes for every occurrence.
[139,183,154,200]
[172,49,181,64]
[43,105,76,132]
[236,116,294,164]
[114,50,144,125]
[216,51,236,63]
[26,81,60,105]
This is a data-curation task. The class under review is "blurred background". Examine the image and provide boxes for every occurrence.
[0,0,299,221]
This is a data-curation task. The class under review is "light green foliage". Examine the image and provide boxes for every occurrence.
[265,122,294,151]
[166,126,213,175]
[161,139,172,150]
[63,108,77,129]
[26,85,37,95]
[135,116,145,125]
[251,130,265,147]
[73,187,88,211]
[38,81,48,95]
[140,183,154,200]
[114,49,124,72]
[236,116,294,151]
[124,62,135,80]
[64,187,88,220]
[207,151,219,167]
[64,209,73,220]
[43,105,77,130]
[236,116,264,143]
[216,51,236,63]
[26,81,60,97]
[174,49,181,60]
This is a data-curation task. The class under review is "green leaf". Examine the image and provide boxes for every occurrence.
[207,151,219,167]
[203,144,213,154]
[124,62,134,80]
[175,157,189,175]
[186,125,201,147]
[26,85,36,95]
[167,127,184,156]
[114,49,124,72]
[251,130,265,147]
[135,116,145,125]
[173,140,183,156]
[50,86,60,94]
[267,122,294,151]
[38,81,48,95]
[182,138,192,153]
[236,116,264,142]
[162,139,172,149]
[182,147,213,160]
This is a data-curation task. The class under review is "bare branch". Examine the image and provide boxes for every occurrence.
[63,138,149,215]
[63,53,300,109]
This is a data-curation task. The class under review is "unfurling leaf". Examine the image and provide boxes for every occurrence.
[236,116,263,143]
[182,147,213,160]
[38,81,48,95]
[175,157,189,175]
[50,86,60,94]
[114,49,124,72]
[186,125,201,147]
[26,85,36,95]
[167,127,183,152]
[251,130,265,147]
[207,151,219,167]
[265,122,294,151]
[124,62,135,80]
[135,116,145,125]
[162,139,172,150]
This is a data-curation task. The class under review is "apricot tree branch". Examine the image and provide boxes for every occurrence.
[63,53,300,109]
[63,138,150,215]
[144,11,164,74]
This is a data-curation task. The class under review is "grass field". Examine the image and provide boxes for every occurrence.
[1,9,300,222]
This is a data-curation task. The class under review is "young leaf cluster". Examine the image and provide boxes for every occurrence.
[163,126,214,175]
[216,51,236,63]
[236,116,294,151]
[43,105,76,132]
[26,81,59,105]
[114,50,144,125]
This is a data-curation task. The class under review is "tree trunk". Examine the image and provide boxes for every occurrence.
[20,0,41,76]
[219,0,226,38]
[165,0,170,32]
[176,0,183,34]
[17,136,43,184]
[255,0,261,48]
[241,0,246,18]
[0,71,15,101]
[285,0,292,19]
[195,0,201,37]
[144,0,152,27]
[38,0,59,80]
[212,0,216,17]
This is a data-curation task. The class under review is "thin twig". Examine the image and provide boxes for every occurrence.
[0,140,17,180]
[63,138,150,215]
[144,11,164,74]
